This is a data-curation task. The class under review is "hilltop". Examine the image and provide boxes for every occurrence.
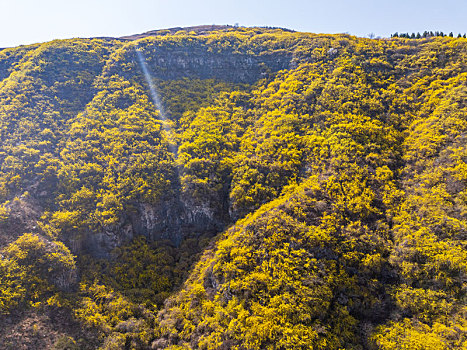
[120,24,295,40]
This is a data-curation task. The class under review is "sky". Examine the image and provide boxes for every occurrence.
[0,0,466,47]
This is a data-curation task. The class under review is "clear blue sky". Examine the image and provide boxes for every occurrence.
[0,0,465,47]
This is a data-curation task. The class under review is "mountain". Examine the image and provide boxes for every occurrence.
[0,26,465,349]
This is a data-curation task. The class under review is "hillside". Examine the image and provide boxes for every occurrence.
[0,27,465,349]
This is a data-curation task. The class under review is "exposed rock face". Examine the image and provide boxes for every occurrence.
[52,267,78,292]
[0,190,224,259]
[143,50,292,84]
[42,238,79,292]
[105,43,293,84]
[0,196,42,248]
[81,198,224,258]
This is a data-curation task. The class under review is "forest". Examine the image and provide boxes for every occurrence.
[0,26,465,349]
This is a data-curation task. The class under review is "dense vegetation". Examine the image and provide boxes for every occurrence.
[0,27,465,349]
[391,31,466,39]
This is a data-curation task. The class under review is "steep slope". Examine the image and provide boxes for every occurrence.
[0,28,465,349]
[0,39,116,247]
[154,36,467,349]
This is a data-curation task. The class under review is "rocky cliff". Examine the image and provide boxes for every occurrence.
[0,27,300,258]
